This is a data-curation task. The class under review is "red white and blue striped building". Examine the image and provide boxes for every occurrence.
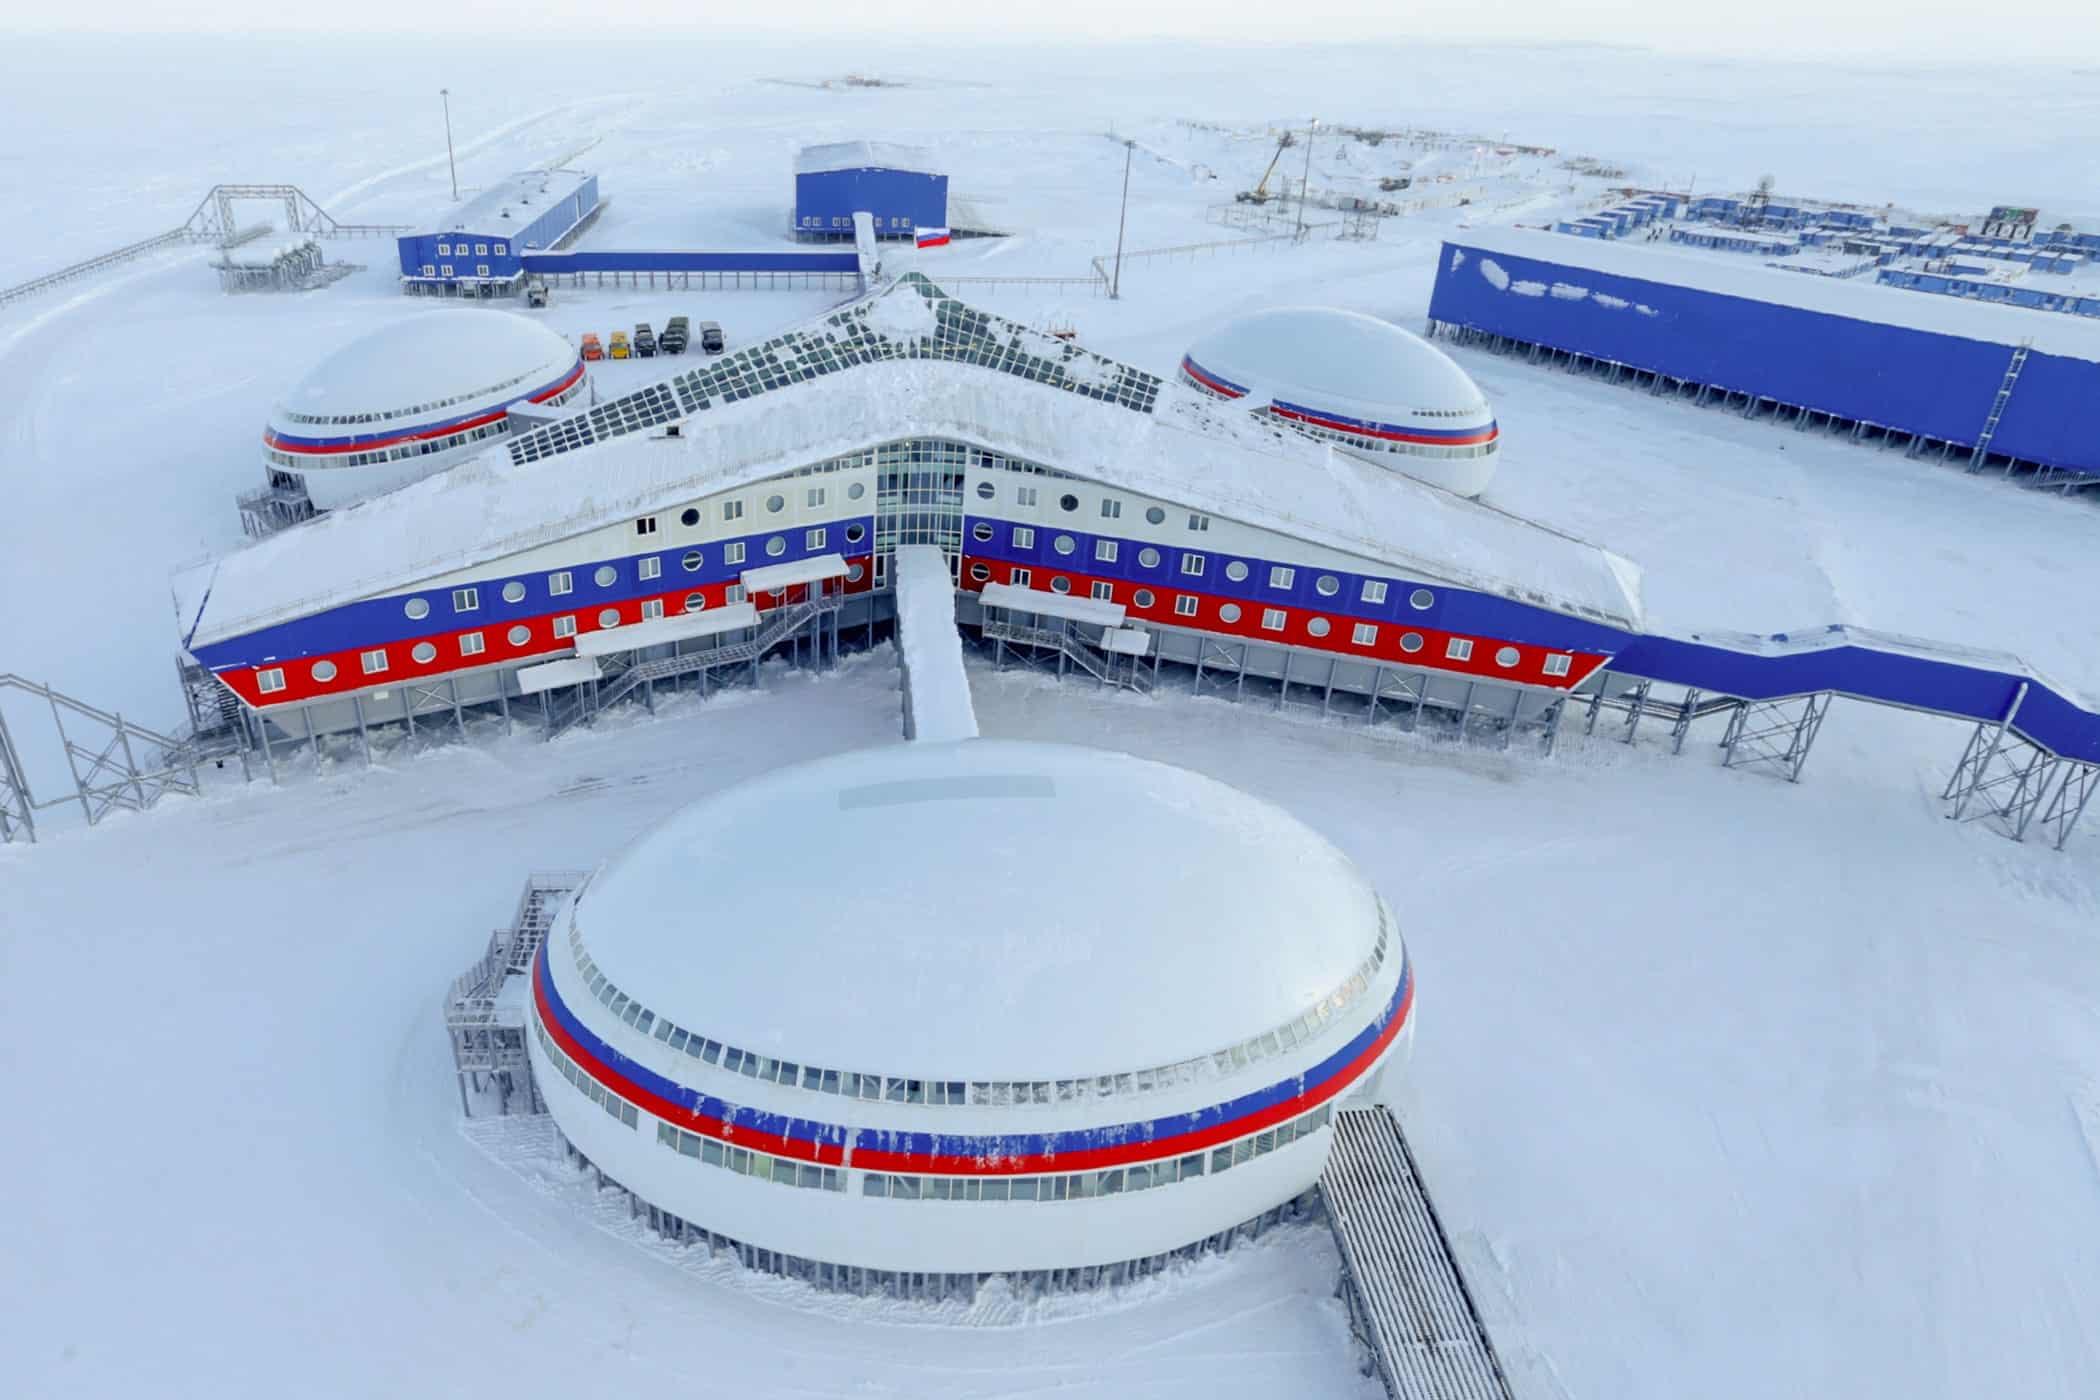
[528,737,1414,1279]
[1180,306,1502,498]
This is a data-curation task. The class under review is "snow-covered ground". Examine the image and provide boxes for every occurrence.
[5,32,2100,1400]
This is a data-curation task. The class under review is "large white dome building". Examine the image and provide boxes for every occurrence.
[527,738,1415,1292]
[1181,307,1500,498]
[260,312,584,513]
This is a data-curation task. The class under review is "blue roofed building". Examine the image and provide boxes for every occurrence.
[794,142,947,242]
[397,169,602,296]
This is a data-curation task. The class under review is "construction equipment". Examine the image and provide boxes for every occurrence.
[1236,134,1295,205]
[1377,176,1412,192]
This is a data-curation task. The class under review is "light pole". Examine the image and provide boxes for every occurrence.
[1110,139,1134,300]
[440,88,459,201]
[1296,117,1317,239]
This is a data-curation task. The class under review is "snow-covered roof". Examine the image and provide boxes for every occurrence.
[1455,226,2100,362]
[180,279,1641,647]
[265,310,578,431]
[572,739,1384,1079]
[442,168,593,235]
[1185,307,1492,423]
[795,141,940,177]
[893,545,979,743]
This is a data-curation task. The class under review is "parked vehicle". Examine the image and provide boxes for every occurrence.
[698,320,725,353]
[524,276,550,308]
[660,314,689,354]
[634,322,656,357]
[580,333,604,362]
[609,330,631,360]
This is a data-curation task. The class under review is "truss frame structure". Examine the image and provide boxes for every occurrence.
[1942,708,2099,850]
[1718,692,1831,783]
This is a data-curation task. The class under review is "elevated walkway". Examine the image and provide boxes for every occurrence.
[1321,1107,1516,1400]
[893,546,978,741]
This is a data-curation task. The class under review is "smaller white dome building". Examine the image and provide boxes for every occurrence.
[1181,307,1500,498]
[528,739,1415,1293]
[262,312,584,512]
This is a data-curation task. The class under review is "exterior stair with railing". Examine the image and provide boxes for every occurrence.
[979,616,1152,693]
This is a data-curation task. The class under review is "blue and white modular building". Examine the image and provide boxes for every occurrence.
[794,142,946,242]
[396,169,602,295]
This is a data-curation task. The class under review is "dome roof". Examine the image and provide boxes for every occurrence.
[1185,307,1490,425]
[267,311,577,431]
[571,739,1385,1082]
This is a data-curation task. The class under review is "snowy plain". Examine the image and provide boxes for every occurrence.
[4,29,2100,1400]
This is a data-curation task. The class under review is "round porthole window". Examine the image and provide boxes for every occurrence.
[1145,506,1165,525]
[682,550,703,572]
[684,593,706,612]
[972,522,994,542]
[411,641,437,663]
[1139,547,1161,568]
[1051,576,1071,594]
[1133,589,1155,608]
[1307,617,1331,637]
[847,482,866,500]
[1495,646,1521,668]
[1400,632,1424,653]
[766,536,786,557]
[845,523,866,544]
[766,494,785,513]
[502,580,526,604]
[594,565,617,588]
[1219,603,1242,623]
[310,660,337,682]
[680,507,700,527]
[847,564,865,583]
[1225,561,1249,582]
[403,597,430,620]
[598,609,621,628]
[1053,534,1076,555]
[976,481,995,500]
[1059,493,1079,512]
[507,625,530,646]
[969,563,991,582]
[1409,588,1434,610]
[1316,575,1340,597]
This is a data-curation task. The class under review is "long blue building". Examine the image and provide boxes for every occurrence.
[794,142,946,241]
[397,169,602,295]
[1426,228,2100,483]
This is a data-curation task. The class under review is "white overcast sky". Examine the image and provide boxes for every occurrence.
[13,0,2100,61]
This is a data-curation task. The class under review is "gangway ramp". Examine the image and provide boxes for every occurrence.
[1321,1107,1517,1400]
[893,546,977,742]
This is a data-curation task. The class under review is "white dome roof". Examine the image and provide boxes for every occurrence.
[1185,306,1490,427]
[267,311,577,430]
[572,739,1385,1082]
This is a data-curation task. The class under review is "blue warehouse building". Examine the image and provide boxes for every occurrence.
[398,169,602,296]
[794,142,947,241]
[1426,228,2100,486]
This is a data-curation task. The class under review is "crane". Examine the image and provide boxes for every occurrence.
[1236,133,1295,205]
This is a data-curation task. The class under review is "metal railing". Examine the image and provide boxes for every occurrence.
[0,673,225,843]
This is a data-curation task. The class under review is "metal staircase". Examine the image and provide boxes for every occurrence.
[0,673,227,844]
[1968,339,2032,470]
[545,595,844,740]
[444,871,588,1116]
[979,616,1152,692]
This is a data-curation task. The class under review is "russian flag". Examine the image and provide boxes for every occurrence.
[915,226,951,249]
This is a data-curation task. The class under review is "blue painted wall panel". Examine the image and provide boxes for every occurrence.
[522,249,859,274]
[794,167,948,238]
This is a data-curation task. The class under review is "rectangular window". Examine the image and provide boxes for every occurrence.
[1012,527,1035,549]
[474,243,488,255]
[1446,637,1473,661]
[440,264,453,276]
[1352,622,1378,646]
[725,584,746,604]
[1011,567,1032,587]
[1095,540,1118,563]
[459,632,485,656]
[1269,566,1295,590]
[549,570,572,595]
[723,500,744,522]
[806,528,826,549]
[452,587,478,612]
[641,599,664,620]
[476,264,489,277]
[1100,499,1122,519]
[1544,653,1573,677]
[257,668,286,694]
[1174,594,1198,617]
[1090,582,1113,601]
[724,542,746,565]
[553,615,577,638]
[421,264,435,277]
[1362,580,1388,605]
[493,242,506,255]
[806,487,825,507]
[361,649,389,675]
[1262,608,1287,631]
[1188,513,1211,531]
[1181,553,1206,576]
[1016,486,1038,507]
[638,556,661,581]
[636,516,659,536]
[437,242,450,256]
